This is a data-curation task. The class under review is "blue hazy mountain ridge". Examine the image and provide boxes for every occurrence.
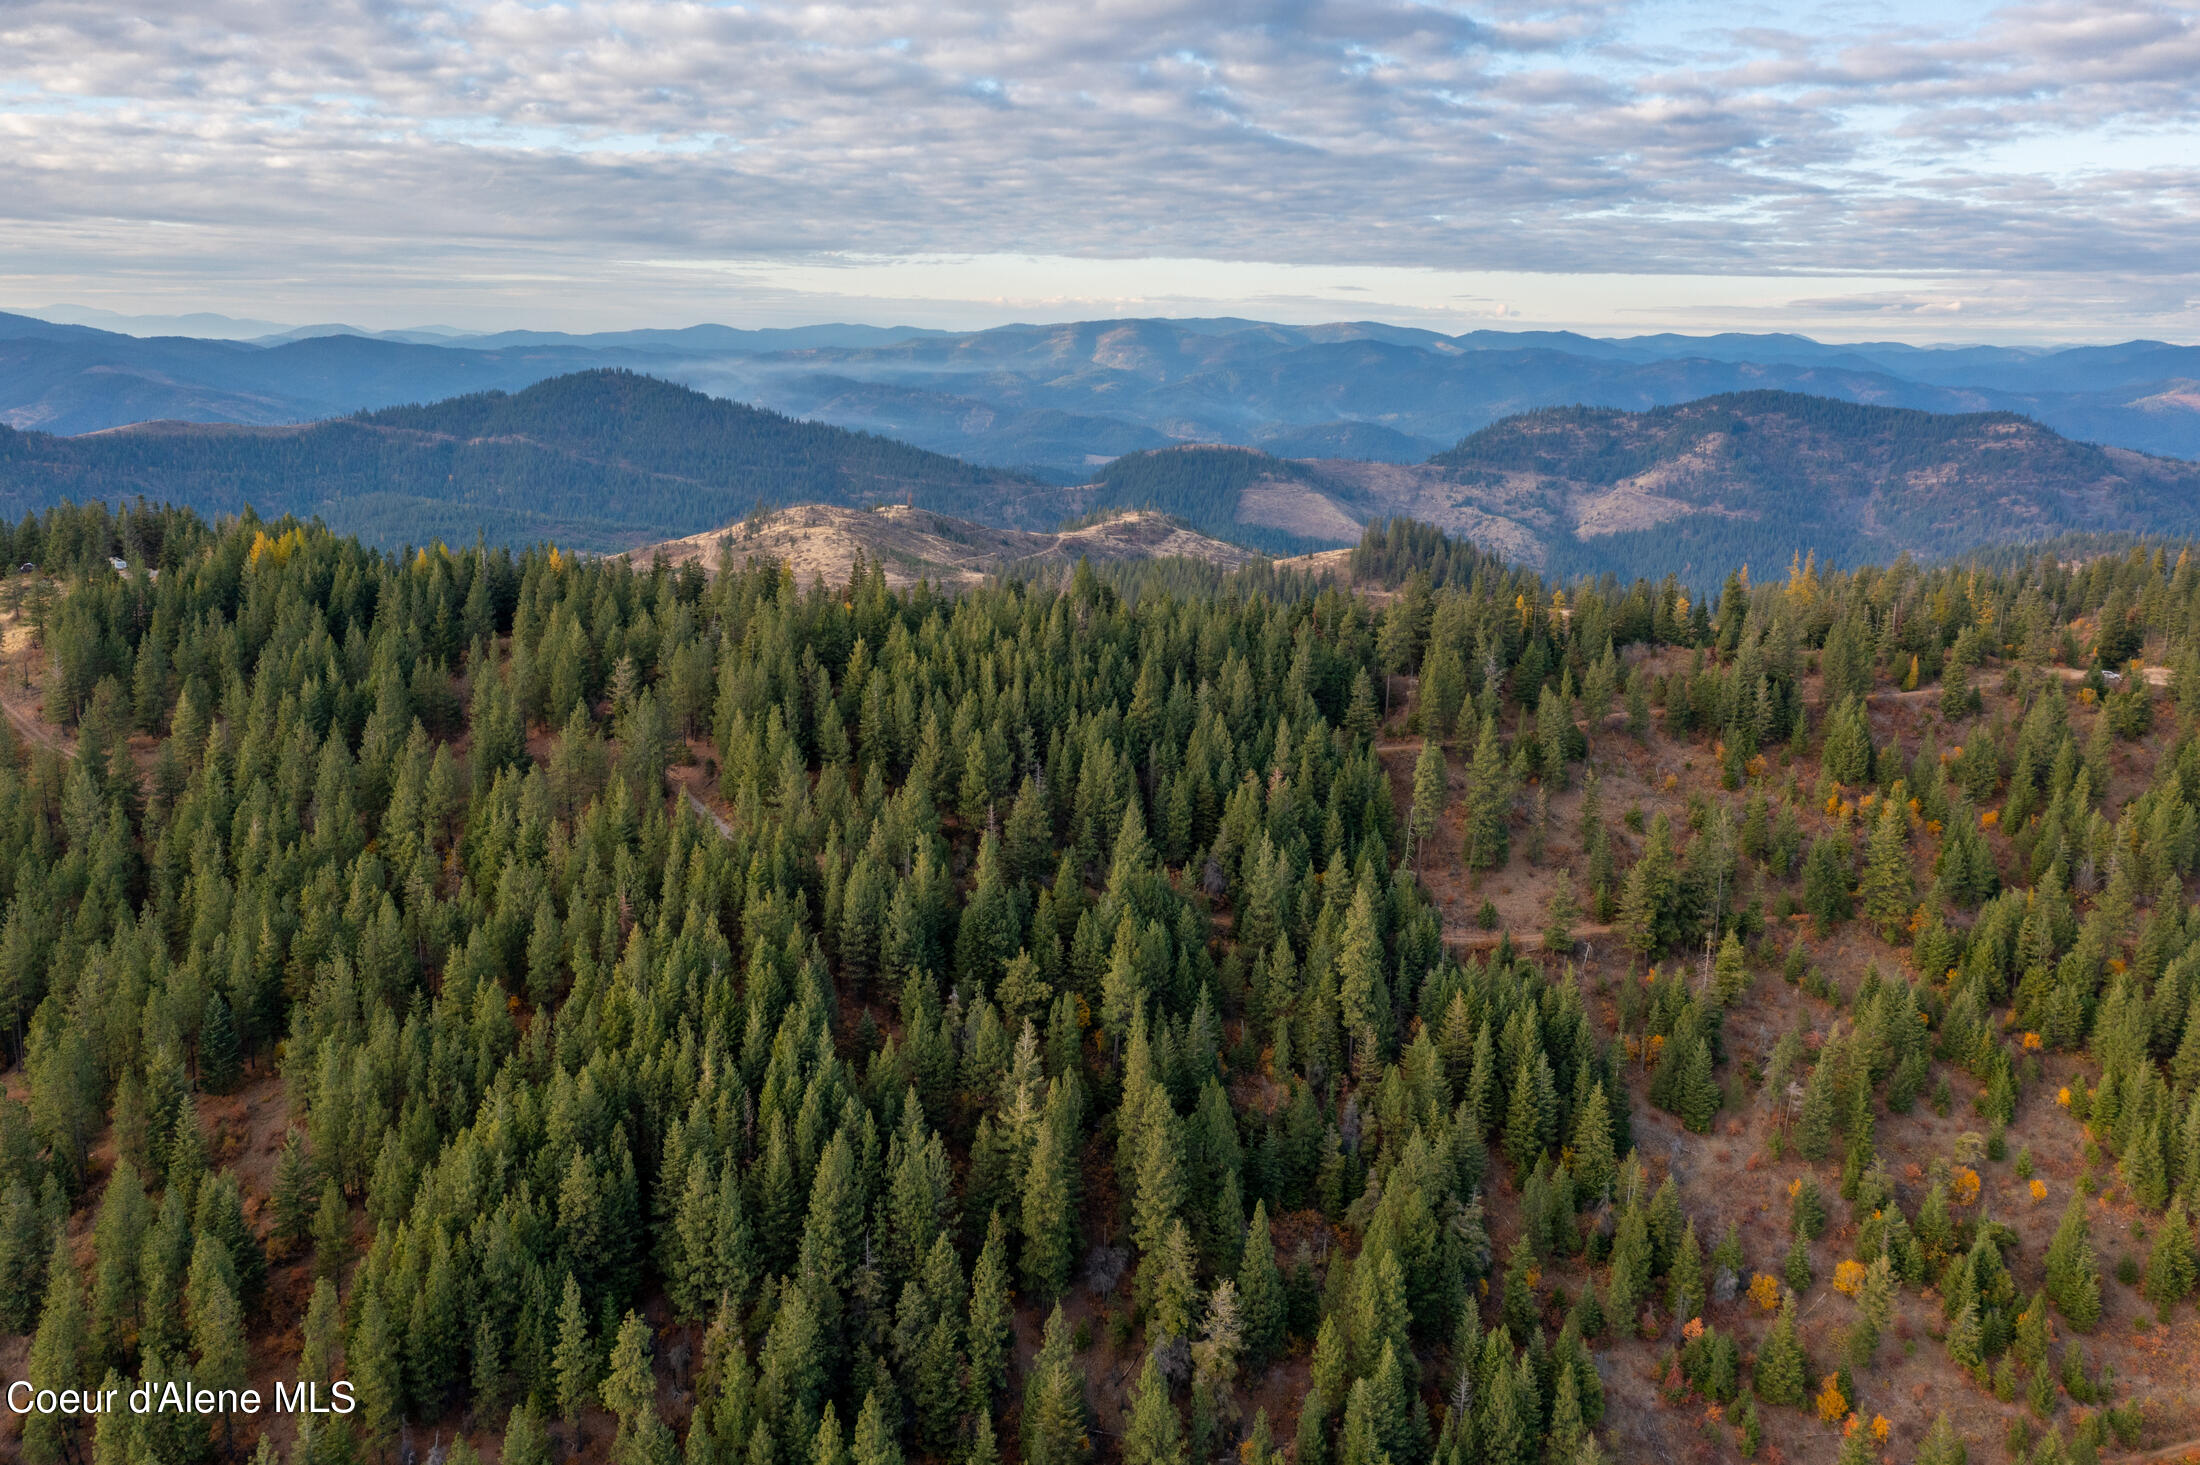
[5,370,2198,581]
[0,369,1052,553]
[3,308,2199,469]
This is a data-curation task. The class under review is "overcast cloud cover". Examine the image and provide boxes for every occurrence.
[1,0,2195,338]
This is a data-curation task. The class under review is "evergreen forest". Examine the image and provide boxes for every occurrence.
[6,499,2200,1465]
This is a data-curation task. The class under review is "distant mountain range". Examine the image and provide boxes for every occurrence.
[0,370,1039,551]
[4,308,2198,471]
[6,370,2198,581]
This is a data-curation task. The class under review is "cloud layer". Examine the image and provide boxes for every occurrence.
[2,0,2195,335]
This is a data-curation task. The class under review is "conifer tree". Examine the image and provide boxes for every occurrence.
[1620,813,1682,960]
[21,1236,86,1465]
[1571,1083,1616,1201]
[270,1130,317,1257]
[191,1262,250,1452]
[1463,715,1511,870]
[604,1310,655,1427]
[554,1273,596,1433]
[967,1211,1013,1410]
[503,1399,554,1460]
[1238,1200,1285,1366]
[199,992,241,1095]
[1859,796,1912,939]
[2143,1194,2196,1318]
[1915,1411,1966,1465]
[851,1389,902,1465]
[1752,1294,1806,1406]
[1802,834,1854,929]
[1021,1306,1089,1465]
[1541,880,1579,958]
[2044,1194,2102,1329]
[966,1411,1001,1465]
[352,1291,403,1458]
[1409,739,1447,871]
[312,1176,349,1284]
[1668,1219,1705,1324]
[1123,1350,1188,1465]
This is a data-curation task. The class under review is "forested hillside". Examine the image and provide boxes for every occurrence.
[0,372,1042,552]
[6,502,2200,1465]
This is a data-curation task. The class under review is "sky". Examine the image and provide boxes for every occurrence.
[2,0,2195,342]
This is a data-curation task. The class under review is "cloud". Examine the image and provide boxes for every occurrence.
[0,0,2194,334]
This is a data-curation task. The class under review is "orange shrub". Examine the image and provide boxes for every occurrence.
[1816,1375,1849,1424]
[1749,1273,1782,1312]
[1832,1259,1868,1297]
[1952,1167,1981,1207]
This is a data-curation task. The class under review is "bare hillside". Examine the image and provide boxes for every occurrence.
[630,502,1253,587]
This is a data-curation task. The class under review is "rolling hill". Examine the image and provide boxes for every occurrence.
[7,373,2200,579]
[0,370,1043,551]
[8,308,2200,471]
[1091,392,2200,580]
[629,503,1253,588]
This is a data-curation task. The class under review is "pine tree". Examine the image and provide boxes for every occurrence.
[1149,1219,1201,1348]
[198,991,241,1094]
[1021,1305,1089,1465]
[1668,1219,1705,1324]
[496,1407,552,1465]
[313,1176,349,1284]
[270,1130,317,1257]
[88,1157,147,1367]
[555,1273,596,1431]
[1294,1386,1329,1465]
[1541,879,1579,957]
[1674,1038,1719,1134]
[966,1411,1001,1465]
[1123,1350,1187,1465]
[21,1236,87,1465]
[1620,814,1682,960]
[604,1310,655,1427]
[352,1290,403,1456]
[1571,1083,1616,1201]
[1858,796,1912,939]
[302,1277,341,1387]
[1802,833,1853,929]
[1410,739,1448,871]
[2044,1194,2103,1329]
[1021,1108,1075,1301]
[1752,1294,1806,1406]
[851,1389,903,1465]
[967,1211,1013,1410]
[191,1262,251,1452]
[1851,1254,1893,1366]
[1945,1297,1984,1374]
[1463,716,1511,870]
[1915,1411,1967,1465]
[1238,1201,1285,1366]
[2144,1194,2197,1318]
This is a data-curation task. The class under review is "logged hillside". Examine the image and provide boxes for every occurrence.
[0,370,1040,551]
[630,504,1253,588]
[1430,392,2200,579]
[10,499,2200,1465]
[1092,393,2200,581]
